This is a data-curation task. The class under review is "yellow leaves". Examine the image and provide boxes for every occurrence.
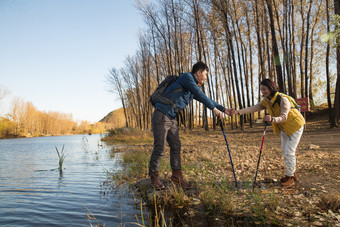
[276,215,284,220]
[1,97,109,137]
[261,190,270,194]
[321,32,335,43]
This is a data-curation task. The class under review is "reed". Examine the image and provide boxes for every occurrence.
[55,145,66,173]
[81,136,89,152]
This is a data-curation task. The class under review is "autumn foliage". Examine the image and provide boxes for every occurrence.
[0,98,108,138]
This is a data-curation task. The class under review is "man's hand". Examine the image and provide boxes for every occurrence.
[213,107,223,120]
[224,108,233,116]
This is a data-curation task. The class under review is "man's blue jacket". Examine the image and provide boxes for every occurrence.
[155,72,226,120]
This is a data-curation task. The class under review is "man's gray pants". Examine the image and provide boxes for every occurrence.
[149,109,181,176]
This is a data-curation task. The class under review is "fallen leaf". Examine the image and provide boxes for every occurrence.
[312,221,323,226]
[262,190,270,194]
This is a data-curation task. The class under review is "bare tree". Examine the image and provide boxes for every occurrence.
[0,85,9,102]
[106,67,129,128]
[106,0,332,131]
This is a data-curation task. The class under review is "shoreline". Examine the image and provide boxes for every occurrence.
[0,133,104,140]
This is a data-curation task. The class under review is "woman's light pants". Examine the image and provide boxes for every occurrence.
[280,126,304,177]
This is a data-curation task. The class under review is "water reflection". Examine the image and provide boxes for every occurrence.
[0,134,141,226]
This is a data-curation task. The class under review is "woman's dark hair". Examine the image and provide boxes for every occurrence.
[260,78,279,96]
[191,61,209,74]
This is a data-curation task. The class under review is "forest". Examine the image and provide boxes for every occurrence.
[106,0,340,130]
[0,95,107,138]
[1,0,339,137]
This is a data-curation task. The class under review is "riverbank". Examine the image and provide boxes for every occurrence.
[104,116,340,226]
[0,134,27,139]
[0,133,101,140]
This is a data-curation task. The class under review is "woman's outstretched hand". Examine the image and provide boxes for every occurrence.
[224,108,232,116]
[224,108,239,116]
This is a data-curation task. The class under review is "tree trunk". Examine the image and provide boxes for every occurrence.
[266,0,284,92]
[254,0,265,81]
[290,1,297,98]
[300,0,306,98]
[308,1,322,107]
[246,4,254,127]
[326,0,332,122]
[304,0,313,100]
[331,0,340,128]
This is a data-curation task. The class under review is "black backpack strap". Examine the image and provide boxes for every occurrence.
[272,93,282,107]
[169,99,185,128]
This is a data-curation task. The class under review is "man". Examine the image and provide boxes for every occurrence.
[149,61,230,189]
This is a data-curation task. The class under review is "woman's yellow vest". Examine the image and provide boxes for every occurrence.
[262,92,305,136]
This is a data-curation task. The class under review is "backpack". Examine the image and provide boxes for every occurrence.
[272,93,300,111]
[150,75,181,108]
[150,75,185,125]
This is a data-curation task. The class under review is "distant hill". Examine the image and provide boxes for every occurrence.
[100,108,126,128]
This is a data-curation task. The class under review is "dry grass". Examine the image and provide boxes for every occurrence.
[103,115,340,226]
[102,127,153,145]
[320,193,340,212]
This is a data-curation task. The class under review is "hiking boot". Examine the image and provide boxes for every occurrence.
[280,172,298,183]
[170,170,191,189]
[281,176,295,187]
[293,172,298,181]
[150,172,165,190]
[280,175,289,183]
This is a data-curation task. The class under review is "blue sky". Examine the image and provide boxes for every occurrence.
[0,0,144,123]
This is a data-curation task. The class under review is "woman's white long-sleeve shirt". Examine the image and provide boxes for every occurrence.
[237,97,291,124]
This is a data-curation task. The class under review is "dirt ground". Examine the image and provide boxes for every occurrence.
[158,111,340,226]
[113,109,340,226]
[175,113,340,226]
[226,116,340,195]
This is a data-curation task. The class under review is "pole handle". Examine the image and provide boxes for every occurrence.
[219,119,223,130]
[264,113,270,126]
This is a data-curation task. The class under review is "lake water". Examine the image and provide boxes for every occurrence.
[0,134,142,226]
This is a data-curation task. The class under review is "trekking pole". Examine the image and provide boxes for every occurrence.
[219,120,238,190]
[253,116,270,191]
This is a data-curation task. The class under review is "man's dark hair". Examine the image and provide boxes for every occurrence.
[191,61,209,75]
[260,78,279,96]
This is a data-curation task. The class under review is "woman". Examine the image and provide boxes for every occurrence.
[231,78,305,186]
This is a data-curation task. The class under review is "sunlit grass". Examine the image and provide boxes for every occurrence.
[102,127,153,145]
[108,149,170,188]
[198,181,234,216]
[247,189,279,224]
[106,140,285,226]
